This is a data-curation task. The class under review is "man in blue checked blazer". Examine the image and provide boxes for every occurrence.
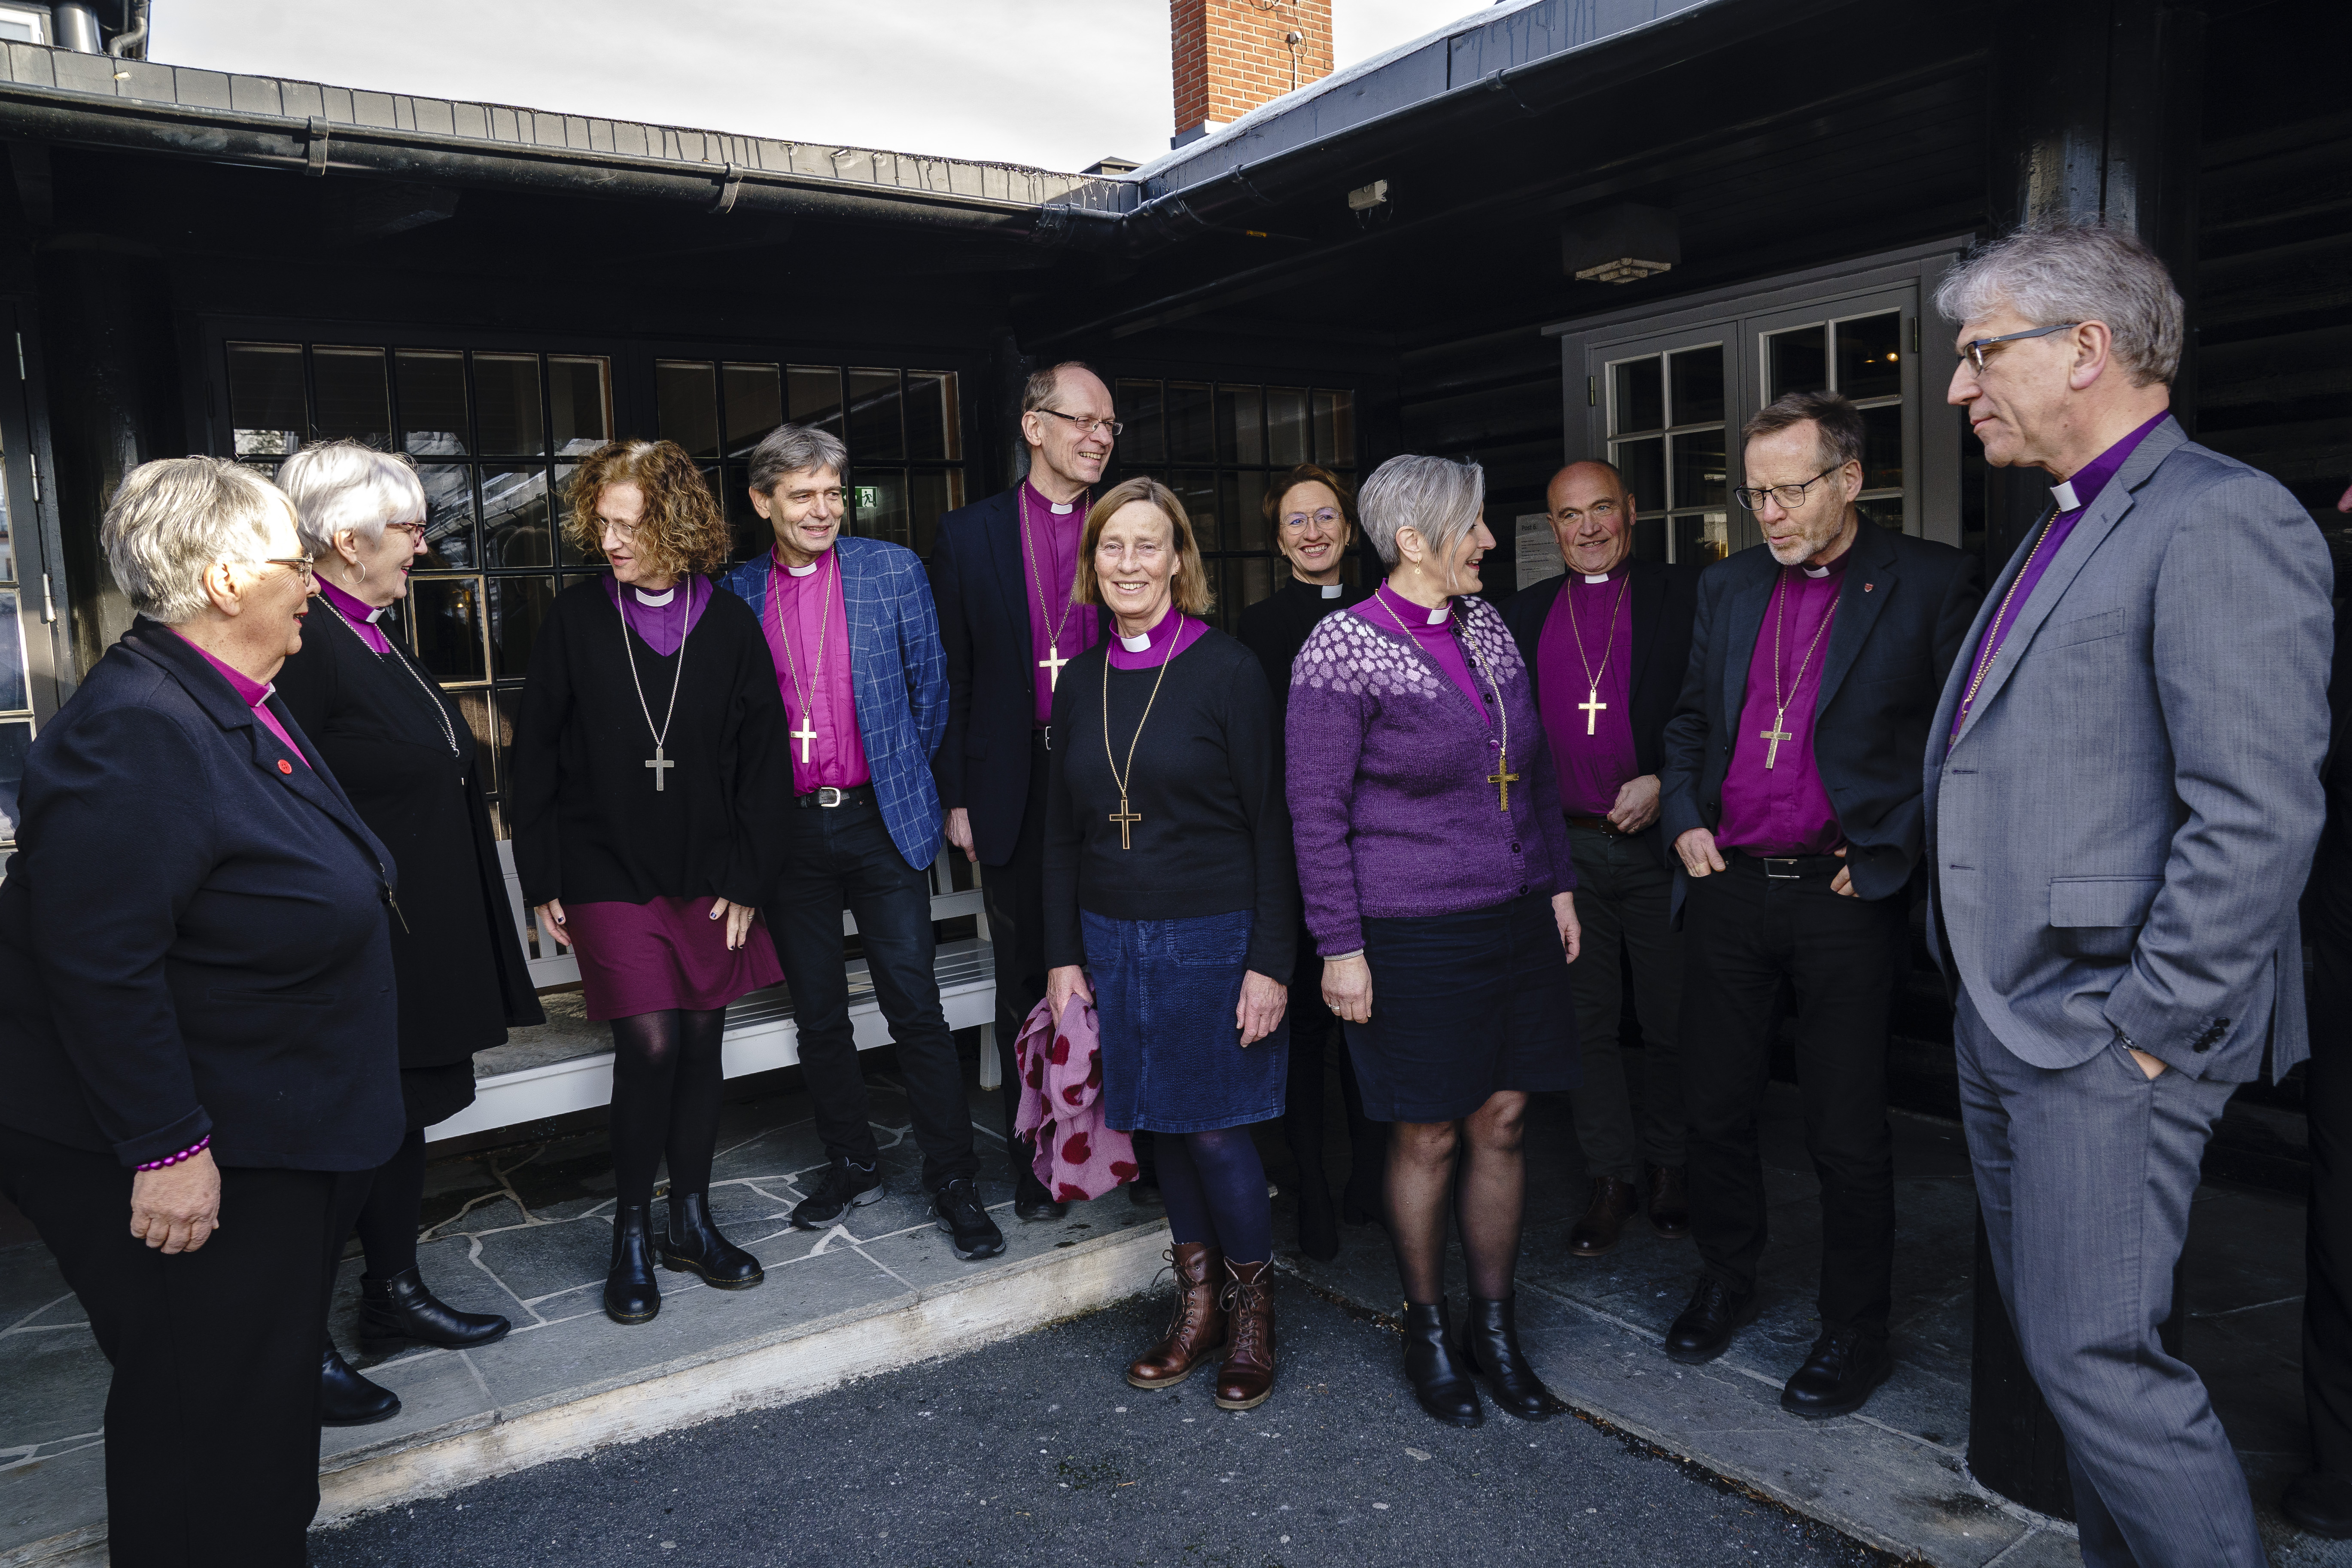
[717,423,1004,1264]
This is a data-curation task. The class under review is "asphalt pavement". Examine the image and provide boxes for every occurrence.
[311,1279,1890,1568]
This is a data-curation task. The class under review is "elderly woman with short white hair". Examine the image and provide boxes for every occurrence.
[0,456,404,1564]
[1286,453,1582,1429]
[274,440,544,1419]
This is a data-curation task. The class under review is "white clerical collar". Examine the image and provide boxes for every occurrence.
[2050,478,2081,512]
[632,586,676,607]
[785,561,819,578]
[1119,629,1153,653]
[1320,583,1342,599]
[1802,564,1830,579]
[359,604,385,624]
[1050,501,1074,515]
[1121,612,1182,654]
[1582,573,1611,586]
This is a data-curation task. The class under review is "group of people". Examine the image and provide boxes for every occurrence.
[0,220,2333,1568]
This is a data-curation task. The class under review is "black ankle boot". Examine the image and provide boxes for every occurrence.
[605,1203,661,1324]
[1295,1174,1339,1262]
[319,1344,401,1427]
[359,1265,511,1351]
[1401,1301,1483,1428]
[1460,1294,1562,1421]
[659,1191,764,1289]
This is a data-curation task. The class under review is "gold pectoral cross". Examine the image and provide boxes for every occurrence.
[1488,752,1519,812]
[1109,796,1141,849]
[1759,709,1795,769]
[644,745,675,791]
[1039,642,1068,689]
[1579,684,1607,735]
[790,718,818,764]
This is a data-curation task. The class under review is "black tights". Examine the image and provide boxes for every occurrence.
[609,1008,729,1209]
[1386,1091,1529,1305]
[356,1127,427,1279]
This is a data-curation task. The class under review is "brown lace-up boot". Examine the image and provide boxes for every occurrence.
[1214,1259,1277,1411]
[1126,1243,1227,1389]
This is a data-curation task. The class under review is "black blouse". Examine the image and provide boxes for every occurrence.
[1236,574,1372,731]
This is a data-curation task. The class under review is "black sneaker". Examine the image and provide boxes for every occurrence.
[790,1154,884,1230]
[933,1178,1007,1261]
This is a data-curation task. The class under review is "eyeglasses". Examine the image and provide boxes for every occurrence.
[1281,508,1342,532]
[1035,408,1123,440]
[1958,322,2082,373]
[238,553,317,581]
[1550,499,1622,526]
[1733,465,1843,512]
[384,521,428,543]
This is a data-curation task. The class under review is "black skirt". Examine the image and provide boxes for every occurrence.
[1343,892,1579,1122]
[401,1062,478,1133]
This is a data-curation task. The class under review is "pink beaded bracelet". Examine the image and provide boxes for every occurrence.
[136,1136,210,1172]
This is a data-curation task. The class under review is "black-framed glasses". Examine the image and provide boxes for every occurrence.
[1280,507,1342,531]
[1035,408,1123,439]
[1733,465,1842,512]
[1959,322,2082,373]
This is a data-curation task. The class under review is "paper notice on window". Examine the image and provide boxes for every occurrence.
[1516,513,1564,587]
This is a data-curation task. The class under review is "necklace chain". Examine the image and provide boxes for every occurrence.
[1377,585,1513,804]
[1019,483,1080,657]
[1564,570,1631,700]
[327,594,459,759]
[767,550,834,751]
[1101,612,1184,848]
[1770,568,1840,715]
[1956,515,2057,728]
[618,582,688,767]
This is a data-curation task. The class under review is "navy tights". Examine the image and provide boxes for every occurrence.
[1154,1126,1273,1264]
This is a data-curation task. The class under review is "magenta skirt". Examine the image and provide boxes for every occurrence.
[562,896,783,1021]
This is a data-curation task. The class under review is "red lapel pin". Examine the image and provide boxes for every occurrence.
[277,759,293,774]
[1864,582,1874,592]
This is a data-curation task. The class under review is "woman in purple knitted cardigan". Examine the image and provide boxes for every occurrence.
[1286,454,1582,1428]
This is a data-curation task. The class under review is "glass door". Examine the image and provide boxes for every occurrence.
[0,301,62,845]
[1600,335,1731,566]
[1749,286,1919,533]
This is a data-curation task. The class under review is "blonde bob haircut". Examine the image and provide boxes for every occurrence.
[1073,476,1214,615]
[560,439,731,581]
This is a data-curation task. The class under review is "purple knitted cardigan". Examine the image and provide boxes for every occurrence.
[1285,592,1573,957]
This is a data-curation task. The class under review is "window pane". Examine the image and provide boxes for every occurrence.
[554,462,594,565]
[1312,390,1354,466]
[1116,380,1164,464]
[1861,403,1903,493]
[906,372,959,460]
[490,688,523,822]
[1671,429,1727,509]
[847,369,903,460]
[550,356,611,452]
[656,361,719,459]
[723,363,783,457]
[312,347,390,446]
[490,575,554,679]
[1225,470,1271,553]
[1768,325,1828,400]
[1167,383,1213,463]
[722,463,766,563]
[788,366,843,438]
[0,588,23,711]
[1215,387,1263,466]
[0,473,14,580]
[1632,515,1667,563]
[1167,471,1218,554]
[1837,312,1903,401]
[0,715,29,840]
[410,576,487,681]
[853,470,909,548]
[1266,387,1308,468]
[416,464,478,569]
[909,469,965,562]
[481,465,552,568]
[398,350,469,457]
[454,689,498,798]
[1613,436,1664,514]
[1610,358,1664,436]
[1235,555,1279,616]
[228,342,306,457]
[1673,512,1730,566]
[1668,347,1724,427]
[473,354,543,456]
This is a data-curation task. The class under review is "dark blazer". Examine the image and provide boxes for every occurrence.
[1504,559,1701,866]
[274,603,542,1073]
[0,619,405,1171]
[1660,524,1982,905]
[1238,575,1372,734]
[930,485,1112,866]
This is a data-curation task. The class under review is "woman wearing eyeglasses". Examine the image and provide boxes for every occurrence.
[273,441,545,1421]
[1236,463,1387,1261]
[0,457,407,1565]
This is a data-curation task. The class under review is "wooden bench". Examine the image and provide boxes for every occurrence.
[425,841,998,1144]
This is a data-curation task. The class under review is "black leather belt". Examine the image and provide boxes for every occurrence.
[1564,814,1628,837]
[1732,849,1843,880]
[794,784,874,810]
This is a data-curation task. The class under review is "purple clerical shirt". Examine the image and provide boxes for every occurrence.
[1537,568,1638,816]
[1715,553,1849,857]
[1950,410,2169,741]
[1020,480,1097,726]
[607,574,712,657]
[175,630,308,765]
[1106,604,1208,670]
[1354,581,1490,717]
[761,550,870,794]
[316,578,393,655]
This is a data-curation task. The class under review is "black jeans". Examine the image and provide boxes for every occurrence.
[766,792,977,1190]
[980,732,1052,1166]
[1679,854,1905,1334]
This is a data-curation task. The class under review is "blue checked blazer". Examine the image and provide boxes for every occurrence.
[717,535,948,871]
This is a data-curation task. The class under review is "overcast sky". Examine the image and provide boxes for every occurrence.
[147,1,1495,172]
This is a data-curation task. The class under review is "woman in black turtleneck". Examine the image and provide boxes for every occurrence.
[1236,463,1388,1260]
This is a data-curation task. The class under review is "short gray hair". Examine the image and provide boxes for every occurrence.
[1357,454,1485,568]
[1934,224,2185,387]
[277,439,426,557]
[103,457,288,625]
[745,423,848,495]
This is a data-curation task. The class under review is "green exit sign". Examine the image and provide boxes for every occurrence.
[854,486,879,510]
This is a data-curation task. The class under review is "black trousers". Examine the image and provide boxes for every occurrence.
[1679,856,1905,1334]
[0,1127,369,1568]
[981,732,1053,1168]
[1283,930,1384,1190]
[766,792,978,1190]
[2303,865,2352,1478]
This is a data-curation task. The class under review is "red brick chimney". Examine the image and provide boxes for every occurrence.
[1171,0,1336,148]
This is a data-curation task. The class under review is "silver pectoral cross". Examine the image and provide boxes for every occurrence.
[1039,642,1068,689]
[791,718,818,763]
[1759,710,1794,769]
[645,745,675,790]
[1579,685,1607,735]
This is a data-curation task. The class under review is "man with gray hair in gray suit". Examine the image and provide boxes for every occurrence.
[1929,224,2332,1568]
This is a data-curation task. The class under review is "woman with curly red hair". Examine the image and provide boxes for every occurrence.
[511,439,791,1325]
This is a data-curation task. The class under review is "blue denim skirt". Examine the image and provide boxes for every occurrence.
[1081,907,1290,1135]
[1344,891,1579,1123]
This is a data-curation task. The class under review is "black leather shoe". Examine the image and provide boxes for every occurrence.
[1663,1277,1757,1365]
[1779,1325,1893,1419]
[1401,1301,1483,1427]
[1294,1174,1339,1262]
[604,1203,661,1325]
[1014,1158,1067,1223]
[660,1191,764,1288]
[791,1154,883,1230]
[934,1178,1007,1261]
[320,1345,400,1426]
[359,1265,511,1352]
[1459,1295,1563,1421]
[2282,1474,2352,1539]
[1129,1178,1163,1209]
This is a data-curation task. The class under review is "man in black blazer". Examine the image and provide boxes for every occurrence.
[1657,391,1981,1418]
[932,361,1117,1220]
[1505,460,1700,1259]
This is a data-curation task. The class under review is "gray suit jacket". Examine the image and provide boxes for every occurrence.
[1924,416,2332,1083]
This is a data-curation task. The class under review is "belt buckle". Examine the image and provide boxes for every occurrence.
[1763,857,1801,880]
[816,786,844,808]
[1041,723,1053,752]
